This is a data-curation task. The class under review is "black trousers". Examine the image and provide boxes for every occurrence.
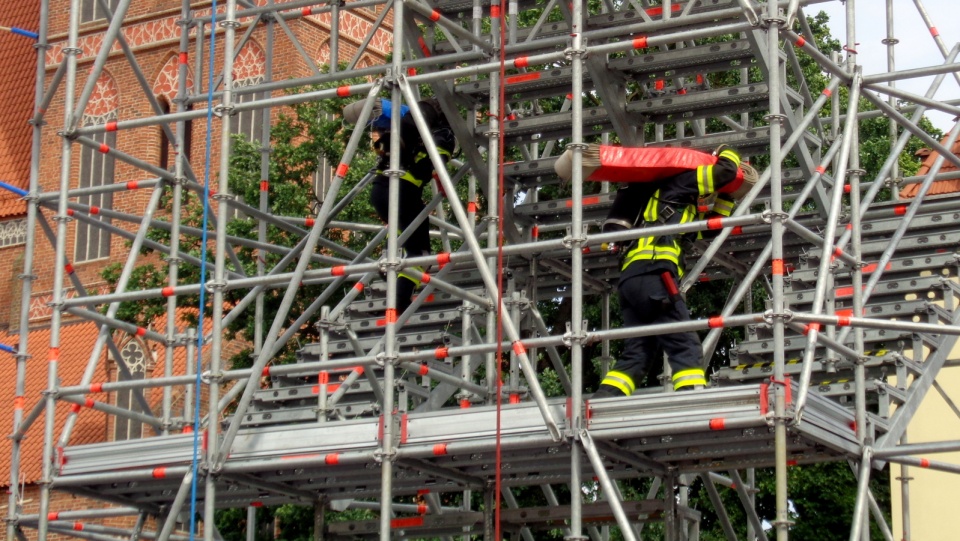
[614,272,702,384]
[370,175,430,313]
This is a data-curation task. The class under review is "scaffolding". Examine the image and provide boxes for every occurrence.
[5,0,960,540]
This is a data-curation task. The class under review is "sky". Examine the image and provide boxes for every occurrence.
[814,0,959,132]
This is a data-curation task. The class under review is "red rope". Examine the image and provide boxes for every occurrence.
[494,0,508,537]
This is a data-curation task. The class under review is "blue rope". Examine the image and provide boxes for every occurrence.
[189,1,219,538]
[0,343,16,355]
[0,180,28,197]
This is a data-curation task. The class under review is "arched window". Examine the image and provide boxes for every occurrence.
[75,73,118,263]
[114,338,147,441]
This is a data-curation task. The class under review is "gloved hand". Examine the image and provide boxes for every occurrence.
[712,144,730,157]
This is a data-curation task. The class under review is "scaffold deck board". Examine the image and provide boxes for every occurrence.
[54,384,857,507]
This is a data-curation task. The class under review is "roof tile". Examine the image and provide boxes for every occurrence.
[0,321,110,485]
[0,2,41,218]
[901,124,960,198]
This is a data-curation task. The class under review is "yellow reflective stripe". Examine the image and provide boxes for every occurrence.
[601,370,636,394]
[643,191,660,223]
[398,265,425,287]
[719,149,741,166]
[713,197,735,217]
[400,171,424,187]
[672,368,706,390]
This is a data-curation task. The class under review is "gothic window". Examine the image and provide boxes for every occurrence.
[0,219,27,248]
[114,339,147,441]
[81,0,120,23]
[75,127,115,262]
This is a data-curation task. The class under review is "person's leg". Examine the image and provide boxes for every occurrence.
[650,272,706,391]
[371,176,420,314]
[595,274,661,397]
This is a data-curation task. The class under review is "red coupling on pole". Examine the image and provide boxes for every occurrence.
[353,282,364,292]
[13,396,24,410]
[512,341,526,356]
[126,181,138,189]
[179,52,188,65]
[429,9,441,21]
[335,163,349,178]
[325,453,340,465]
[709,418,726,430]
[467,201,477,213]
[419,363,429,376]
[930,27,940,37]
[65,263,74,275]
[509,394,520,404]
[261,366,270,377]
[70,403,81,413]
[162,286,175,297]
[421,272,431,284]
[135,327,147,337]
[89,206,99,215]
[105,121,118,132]
[433,443,448,455]
[771,259,785,276]
[920,458,930,468]
[436,252,451,268]
[73,522,84,531]
[336,86,351,97]
[490,5,500,17]
[250,501,264,508]
[301,7,312,16]
[821,88,832,97]
[459,399,470,409]
[837,316,851,327]
[815,165,826,173]
[804,322,821,335]
[514,56,529,68]
[794,36,806,47]
[260,180,269,192]
[89,383,103,393]
[47,512,59,521]
[731,225,743,236]
[98,143,110,154]
[708,316,724,329]
[84,398,94,408]
[48,347,60,362]
[152,467,167,479]
[305,218,316,227]
[417,504,428,515]
[706,217,723,230]
[434,346,449,359]
[632,36,648,49]
[894,205,907,216]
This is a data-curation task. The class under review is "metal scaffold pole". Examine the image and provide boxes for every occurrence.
[6,0,50,537]
[11,0,960,539]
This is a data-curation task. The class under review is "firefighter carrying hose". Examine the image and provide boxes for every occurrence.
[584,145,758,396]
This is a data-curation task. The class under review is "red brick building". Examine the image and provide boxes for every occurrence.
[0,1,388,538]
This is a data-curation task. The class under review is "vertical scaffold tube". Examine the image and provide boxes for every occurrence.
[569,0,586,537]
[7,0,50,537]
[206,0,240,538]
[764,1,790,539]
[379,1,406,537]
[37,1,82,538]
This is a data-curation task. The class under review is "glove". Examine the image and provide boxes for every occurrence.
[712,144,730,157]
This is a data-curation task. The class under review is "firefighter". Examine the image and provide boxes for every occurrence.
[593,146,757,397]
[343,98,456,314]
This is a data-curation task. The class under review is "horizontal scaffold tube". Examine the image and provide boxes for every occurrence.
[60,212,769,308]
[56,312,770,397]
[74,18,753,136]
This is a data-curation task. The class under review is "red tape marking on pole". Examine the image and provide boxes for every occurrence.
[336,163,349,177]
[433,443,448,455]
[512,341,526,355]
[336,86,350,97]
[707,217,723,230]
[152,467,167,479]
[325,453,340,465]
[709,418,726,430]
[514,56,529,68]
[633,36,648,49]
[772,259,784,276]
[708,316,724,328]
[920,458,930,468]
[794,36,806,47]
